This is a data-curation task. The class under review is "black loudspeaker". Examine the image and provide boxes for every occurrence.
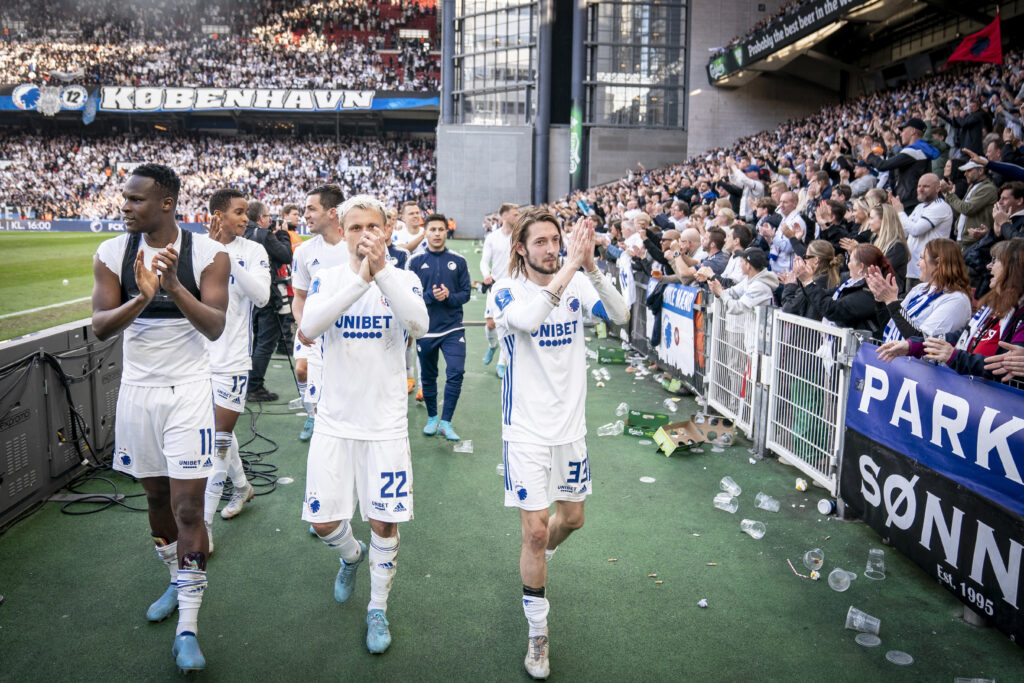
[84,325,122,458]
[0,320,122,527]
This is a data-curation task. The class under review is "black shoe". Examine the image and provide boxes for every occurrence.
[247,386,279,402]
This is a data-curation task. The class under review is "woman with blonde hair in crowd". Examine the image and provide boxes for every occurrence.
[868,237,972,343]
[841,203,909,295]
[779,240,844,320]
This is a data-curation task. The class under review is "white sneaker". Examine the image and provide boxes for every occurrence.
[524,634,550,679]
[205,521,214,555]
[220,483,254,520]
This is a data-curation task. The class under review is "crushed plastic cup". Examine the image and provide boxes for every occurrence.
[845,606,881,635]
[496,462,505,476]
[713,493,738,514]
[615,402,629,417]
[597,420,624,437]
[885,650,913,666]
[855,633,881,648]
[600,368,611,381]
[720,476,742,497]
[740,519,765,539]
[864,548,886,580]
[585,349,598,360]
[288,396,305,410]
[453,440,474,453]
[754,492,780,513]
[662,398,678,413]
[828,568,857,592]
[803,548,824,571]
[795,477,808,491]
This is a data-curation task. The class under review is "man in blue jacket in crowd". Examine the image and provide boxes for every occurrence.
[408,213,472,440]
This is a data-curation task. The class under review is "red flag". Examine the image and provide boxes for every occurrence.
[946,14,1002,67]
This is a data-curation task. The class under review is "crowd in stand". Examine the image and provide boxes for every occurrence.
[542,54,1024,385]
[0,0,439,90]
[0,133,435,221]
[710,0,809,58]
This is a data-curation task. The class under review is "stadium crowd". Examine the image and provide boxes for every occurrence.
[0,0,439,90]
[0,133,435,221]
[539,53,1024,384]
[710,0,811,59]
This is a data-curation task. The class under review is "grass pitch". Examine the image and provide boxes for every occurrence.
[0,233,107,341]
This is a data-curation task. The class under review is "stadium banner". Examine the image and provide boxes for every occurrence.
[0,85,438,114]
[841,343,1024,644]
[706,0,872,84]
[657,284,698,378]
[0,219,207,233]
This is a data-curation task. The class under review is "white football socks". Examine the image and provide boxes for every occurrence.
[225,434,247,489]
[522,591,550,637]
[176,568,207,636]
[485,326,499,349]
[319,520,362,564]
[368,531,399,613]
[155,539,178,585]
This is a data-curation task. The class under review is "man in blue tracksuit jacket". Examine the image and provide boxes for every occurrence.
[408,213,472,440]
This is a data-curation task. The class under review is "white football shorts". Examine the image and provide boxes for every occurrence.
[503,437,592,511]
[303,434,413,523]
[112,380,215,480]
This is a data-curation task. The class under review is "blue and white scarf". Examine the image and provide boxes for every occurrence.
[822,277,863,328]
[881,286,946,343]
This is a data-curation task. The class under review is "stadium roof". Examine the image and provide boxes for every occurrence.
[707,0,1014,89]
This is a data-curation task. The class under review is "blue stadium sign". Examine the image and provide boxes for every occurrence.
[0,85,439,114]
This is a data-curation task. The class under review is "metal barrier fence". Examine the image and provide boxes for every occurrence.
[704,299,767,440]
[761,312,860,496]
[601,256,857,495]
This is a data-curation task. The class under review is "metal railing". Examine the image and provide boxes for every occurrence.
[704,299,767,440]
[761,311,860,496]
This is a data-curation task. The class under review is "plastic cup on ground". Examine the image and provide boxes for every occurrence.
[803,548,824,571]
[713,493,738,514]
[828,568,856,592]
[720,476,742,497]
[740,519,765,539]
[885,650,913,666]
[855,633,881,648]
[817,498,836,515]
[754,492,780,512]
[845,606,880,635]
[795,477,808,491]
[865,548,886,580]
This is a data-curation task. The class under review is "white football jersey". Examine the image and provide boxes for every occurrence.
[95,228,226,387]
[481,228,512,280]
[493,272,603,445]
[203,235,270,374]
[292,233,349,292]
[309,264,425,441]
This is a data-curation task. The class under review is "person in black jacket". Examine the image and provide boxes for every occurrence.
[779,240,843,320]
[245,200,294,402]
[862,118,939,213]
[939,98,986,156]
[796,243,893,335]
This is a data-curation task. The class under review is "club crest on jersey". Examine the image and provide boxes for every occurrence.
[412,286,422,296]
[495,288,514,311]
[447,261,457,270]
[307,496,321,514]
[380,295,390,308]
[566,296,580,313]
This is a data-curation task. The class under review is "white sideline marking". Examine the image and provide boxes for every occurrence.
[0,296,91,320]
